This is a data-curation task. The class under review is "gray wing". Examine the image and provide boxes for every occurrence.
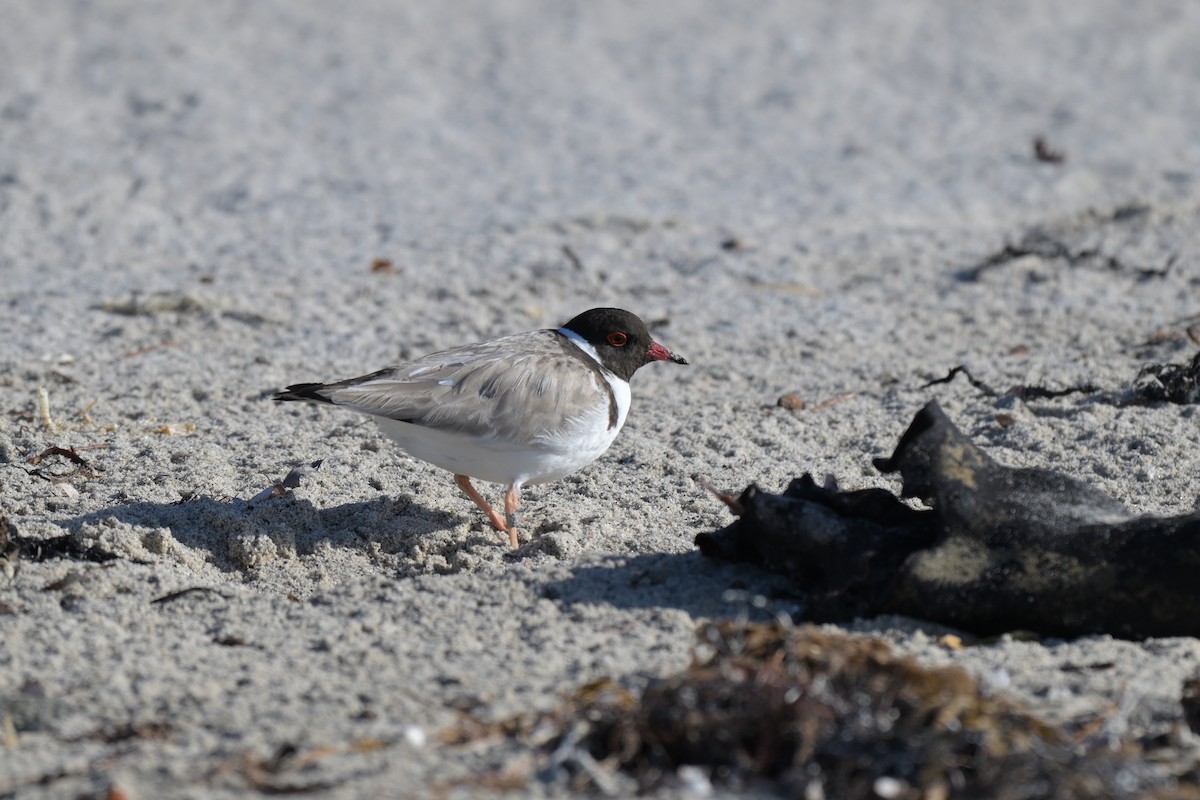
[320,330,615,446]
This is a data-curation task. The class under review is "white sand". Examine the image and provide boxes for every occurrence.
[3,1,1200,796]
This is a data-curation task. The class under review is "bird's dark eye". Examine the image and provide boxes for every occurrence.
[606,331,628,347]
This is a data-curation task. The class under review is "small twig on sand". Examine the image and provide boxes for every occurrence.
[698,477,744,516]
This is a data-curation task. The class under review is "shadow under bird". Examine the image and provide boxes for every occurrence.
[273,308,687,547]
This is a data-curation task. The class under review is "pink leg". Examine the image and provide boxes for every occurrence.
[503,483,522,549]
[453,474,506,533]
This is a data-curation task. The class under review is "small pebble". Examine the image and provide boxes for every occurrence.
[777,393,805,410]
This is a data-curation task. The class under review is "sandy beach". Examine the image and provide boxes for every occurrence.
[3,1,1200,796]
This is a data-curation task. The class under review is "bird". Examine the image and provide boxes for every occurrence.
[273,308,688,548]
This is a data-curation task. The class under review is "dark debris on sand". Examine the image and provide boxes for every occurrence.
[921,352,1200,405]
[454,622,1185,798]
[0,513,120,565]
[957,204,1178,283]
[697,401,1200,639]
[1135,350,1200,405]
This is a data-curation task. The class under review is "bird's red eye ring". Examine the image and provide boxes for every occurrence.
[606,331,628,347]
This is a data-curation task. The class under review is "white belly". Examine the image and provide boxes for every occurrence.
[374,404,623,486]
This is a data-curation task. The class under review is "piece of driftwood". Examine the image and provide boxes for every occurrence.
[697,400,1200,638]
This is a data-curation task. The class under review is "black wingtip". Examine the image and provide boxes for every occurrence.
[272,383,333,403]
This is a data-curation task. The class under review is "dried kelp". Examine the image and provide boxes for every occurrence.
[697,401,1200,638]
[922,365,1101,400]
[516,622,1165,798]
[0,513,118,565]
[958,205,1178,282]
[920,349,1200,405]
[1135,350,1200,404]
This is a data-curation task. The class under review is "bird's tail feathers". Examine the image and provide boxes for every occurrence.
[273,383,334,404]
